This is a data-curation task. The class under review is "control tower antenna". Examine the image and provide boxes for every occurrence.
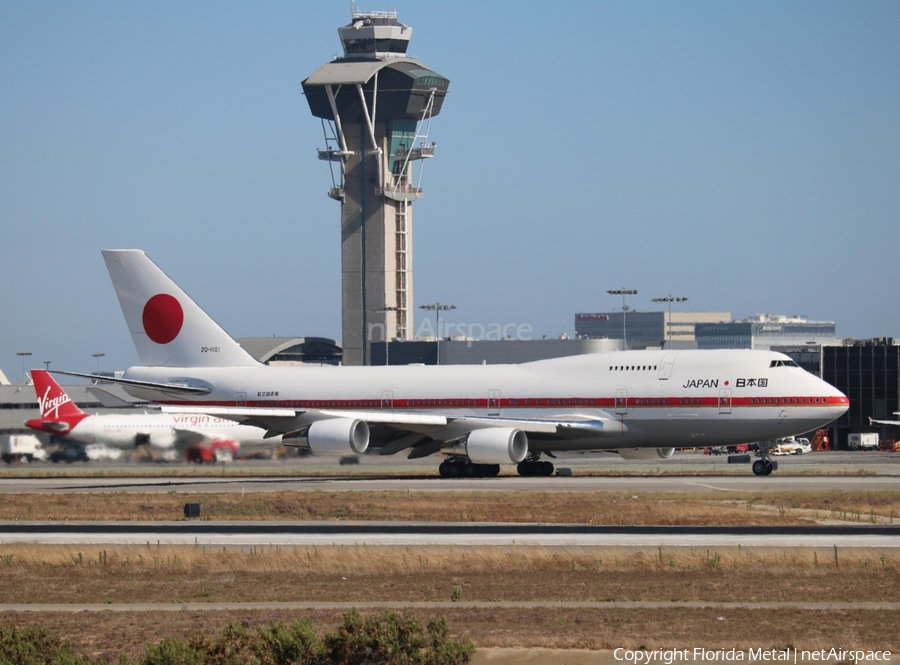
[302,9,450,365]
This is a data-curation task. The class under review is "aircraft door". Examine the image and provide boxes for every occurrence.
[488,389,501,416]
[235,391,248,407]
[658,354,678,380]
[381,390,394,411]
[718,388,732,415]
[615,389,628,415]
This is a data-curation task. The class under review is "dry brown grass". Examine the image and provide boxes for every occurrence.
[3,488,899,658]
[4,489,900,524]
[0,544,897,604]
[3,607,899,661]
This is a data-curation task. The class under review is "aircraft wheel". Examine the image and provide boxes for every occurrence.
[438,462,450,478]
[541,461,555,477]
[516,461,532,477]
[447,462,463,478]
[763,460,775,476]
[752,460,767,476]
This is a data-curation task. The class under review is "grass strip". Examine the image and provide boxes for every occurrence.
[0,544,898,605]
[1,490,899,524]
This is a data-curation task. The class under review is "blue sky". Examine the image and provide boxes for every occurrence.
[1,1,898,379]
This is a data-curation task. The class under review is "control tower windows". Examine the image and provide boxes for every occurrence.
[343,38,409,55]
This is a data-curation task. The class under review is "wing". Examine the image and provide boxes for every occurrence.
[159,405,623,460]
[869,417,900,427]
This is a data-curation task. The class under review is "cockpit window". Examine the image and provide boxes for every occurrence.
[769,359,800,368]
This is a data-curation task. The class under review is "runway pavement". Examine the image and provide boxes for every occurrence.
[1,521,898,547]
[2,451,898,547]
[1,470,899,494]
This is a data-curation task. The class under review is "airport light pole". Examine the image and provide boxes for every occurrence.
[16,351,31,385]
[418,302,456,365]
[652,295,689,349]
[92,352,105,375]
[606,289,638,349]
[377,307,398,366]
[43,361,51,371]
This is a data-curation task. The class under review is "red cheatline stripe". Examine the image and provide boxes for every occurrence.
[158,396,849,410]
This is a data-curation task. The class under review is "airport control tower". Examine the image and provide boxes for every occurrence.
[302,10,450,365]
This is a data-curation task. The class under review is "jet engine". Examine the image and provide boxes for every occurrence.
[617,447,675,460]
[286,418,370,456]
[443,427,528,464]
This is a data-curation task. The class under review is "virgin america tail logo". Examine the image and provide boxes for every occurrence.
[39,386,71,419]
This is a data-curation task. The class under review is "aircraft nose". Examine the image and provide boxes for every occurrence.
[827,395,850,418]
[822,386,850,421]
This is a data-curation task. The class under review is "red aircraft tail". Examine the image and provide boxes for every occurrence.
[26,370,88,435]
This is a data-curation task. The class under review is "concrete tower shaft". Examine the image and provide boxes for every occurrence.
[302,10,449,366]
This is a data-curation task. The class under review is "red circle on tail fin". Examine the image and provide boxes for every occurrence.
[142,294,184,344]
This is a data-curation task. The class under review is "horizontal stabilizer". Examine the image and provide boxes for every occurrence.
[51,370,212,396]
[86,387,139,408]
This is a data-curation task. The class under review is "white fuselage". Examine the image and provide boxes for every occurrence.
[122,350,848,451]
[65,412,273,451]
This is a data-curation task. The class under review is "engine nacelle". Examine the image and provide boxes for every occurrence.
[617,447,675,460]
[444,427,529,464]
[287,418,369,456]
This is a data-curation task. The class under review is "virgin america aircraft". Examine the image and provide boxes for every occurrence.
[58,250,848,477]
[26,370,274,462]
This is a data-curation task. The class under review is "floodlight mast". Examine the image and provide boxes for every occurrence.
[606,289,638,349]
[419,302,456,365]
[16,351,31,385]
[376,306,399,365]
[652,295,689,348]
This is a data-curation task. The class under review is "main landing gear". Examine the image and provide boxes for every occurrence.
[517,452,554,477]
[752,441,779,476]
[438,456,501,478]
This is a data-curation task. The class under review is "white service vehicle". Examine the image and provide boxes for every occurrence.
[772,436,812,455]
[0,434,46,463]
[848,433,879,451]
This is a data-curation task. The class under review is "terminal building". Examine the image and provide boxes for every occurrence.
[777,338,900,450]
[236,337,342,366]
[695,314,837,350]
[574,311,731,349]
[372,337,620,366]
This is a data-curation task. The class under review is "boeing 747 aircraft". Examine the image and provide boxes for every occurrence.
[26,370,277,462]
[56,250,848,477]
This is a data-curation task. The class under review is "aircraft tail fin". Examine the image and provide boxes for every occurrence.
[102,250,261,368]
[30,370,87,420]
